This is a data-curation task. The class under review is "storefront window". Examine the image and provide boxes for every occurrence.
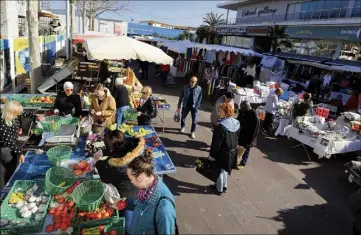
[340,42,361,60]
[222,36,252,49]
[278,38,338,58]
[351,0,361,17]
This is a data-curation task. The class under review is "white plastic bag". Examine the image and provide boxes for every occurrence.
[104,184,125,209]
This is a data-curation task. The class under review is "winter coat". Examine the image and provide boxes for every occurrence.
[137,97,157,125]
[54,91,82,117]
[129,177,176,235]
[237,109,260,147]
[178,84,202,109]
[95,138,144,203]
[112,85,130,108]
[210,95,234,126]
[210,117,240,174]
[90,91,116,127]
[349,188,361,233]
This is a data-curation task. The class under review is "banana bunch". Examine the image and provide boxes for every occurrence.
[133,127,152,137]
[9,192,25,204]
[118,123,134,134]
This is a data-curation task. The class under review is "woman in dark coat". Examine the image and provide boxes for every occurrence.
[54,81,82,117]
[236,101,260,168]
[95,130,145,233]
[137,86,157,125]
[210,103,240,195]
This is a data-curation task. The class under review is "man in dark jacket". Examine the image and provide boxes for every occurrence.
[349,188,361,235]
[54,81,82,117]
[178,76,202,139]
[236,101,260,169]
[113,77,130,127]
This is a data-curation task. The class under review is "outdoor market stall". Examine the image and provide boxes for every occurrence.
[285,112,361,160]
[0,118,176,234]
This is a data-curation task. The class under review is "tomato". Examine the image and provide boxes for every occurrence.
[68,200,75,207]
[84,165,91,172]
[106,209,114,215]
[48,208,55,215]
[54,223,61,230]
[54,195,60,200]
[78,161,87,170]
[59,198,65,204]
[115,200,126,210]
[96,213,102,220]
[46,224,54,233]
[98,226,105,233]
[73,164,80,170]
[56,206,63,212]
[61,211,68,217]
[109,230,118,235]
[74,169,83,176]
[102,212,110,218]
[60,222,68,231]
[54,211,61,217]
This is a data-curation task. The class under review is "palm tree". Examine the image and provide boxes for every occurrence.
[269,25,293,55]
[197,11,225,44]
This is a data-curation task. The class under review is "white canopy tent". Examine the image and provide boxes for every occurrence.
[331,65,361,73]
[287,59,332,70]
[83,36,174,65]
[158,40,263,57]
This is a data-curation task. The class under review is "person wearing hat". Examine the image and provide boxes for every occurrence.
[54,81,82,117]
[112,77,130,127]
[210,91,234,127]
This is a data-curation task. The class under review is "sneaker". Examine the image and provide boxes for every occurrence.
[180,127,185,133]
[236,165,244,170]
[191,132,195,139]
[210,184,222,196]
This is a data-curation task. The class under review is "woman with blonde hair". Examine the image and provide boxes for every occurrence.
[137,86,157,125]
[90,83,116,127]
[0,101,42,189]
[209,103,240,195]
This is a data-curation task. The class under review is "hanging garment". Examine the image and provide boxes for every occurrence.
[229,52,236,65]
[225,51,232,65]
[218,51,226,64]
[205,50,216,64]
[186,48,192,60]
[235,53,242,65]
[198,49,204,60]
[191,47,198,60]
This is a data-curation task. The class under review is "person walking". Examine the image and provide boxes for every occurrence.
[127,150,177,235]
[178,76,202,139]
[0,101,43,189]
[210,92,234,127]
[209,103,240,195]
[236,101,260,169]
[113,77,130,127]
[137,86,157,126]
[262,88,283,135]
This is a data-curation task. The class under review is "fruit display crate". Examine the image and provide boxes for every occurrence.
[25,95,56,108]
[74,217,125,235]
[0,180,52,235]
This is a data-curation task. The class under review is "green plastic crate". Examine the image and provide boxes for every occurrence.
[47,145,72,166]
[74,217,125,235]
[123,108,138,122]
[0,180,52,235]
[45,167,76,195]
[71,180,106,212]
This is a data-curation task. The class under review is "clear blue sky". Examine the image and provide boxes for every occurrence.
[50,1,236,27]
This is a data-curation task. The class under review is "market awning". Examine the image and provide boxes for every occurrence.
[268,52,331,63]
[38,10,57,19]
[73,32,114,44]
[325,59,361,67]
[38,59,79,94]
[330,65,361,73]
[287,59,331,70]
[83,36,174,65]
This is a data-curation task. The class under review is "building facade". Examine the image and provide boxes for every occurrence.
[217,0,361,60]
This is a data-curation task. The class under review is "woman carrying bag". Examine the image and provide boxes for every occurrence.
[137,86,157,125]
[90,84,116,131]
[209,103,240,196]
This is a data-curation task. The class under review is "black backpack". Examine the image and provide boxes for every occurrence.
[153,196,179,235]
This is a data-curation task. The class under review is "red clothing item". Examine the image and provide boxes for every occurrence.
[344,94,360,111]
[160,64,170,72]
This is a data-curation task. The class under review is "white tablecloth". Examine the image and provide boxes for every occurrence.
[274,118,291,136]
[286,126,361,159]
[233,88,267,107]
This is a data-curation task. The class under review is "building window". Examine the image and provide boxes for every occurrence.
[351,0,361,17]
[278,38,338,58]
[223,36,252,49]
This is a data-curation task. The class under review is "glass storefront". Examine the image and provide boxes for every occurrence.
[278,38,338,58]
[222,36,253,49]
[340,41,361,60]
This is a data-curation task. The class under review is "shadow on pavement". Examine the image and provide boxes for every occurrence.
[165,150,204,168]
[160,137,209,153]
[164,175,212,196]
[270,204,353,235]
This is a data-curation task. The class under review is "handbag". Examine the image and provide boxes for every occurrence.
[174,109,180,123]
[236,145,246,165]
[195,158,221,183]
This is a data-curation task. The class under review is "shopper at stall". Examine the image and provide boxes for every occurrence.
[178,76,203,139]
[90,84,116,127]
[244,61,256,88]
[262,88,283,135]
[160,64,170,83]
[127,150,177,235]
[113,77,130,127]
[210,91,234,127]
[0,101,43,189]
[99,60,110,83]
[292,93,313,119]
[54,81,82,117]
[344,91,360,112]
[209,103,240,195]
[95,130,145,233]
[136,86,157,126]
[236,101,260,169]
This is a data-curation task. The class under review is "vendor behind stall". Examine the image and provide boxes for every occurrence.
[54,82,82,117]
[95,130,144,233]
[263,88,283,134]
[113,77,130,127]
[90,84,116,127]
[137,86,157,125]
[0,101,43,189]
[292,93,313,119]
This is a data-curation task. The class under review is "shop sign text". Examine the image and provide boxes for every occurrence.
[242,6,277,18]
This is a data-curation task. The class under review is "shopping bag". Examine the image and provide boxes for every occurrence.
[174,109,180,122]
[195,158,221,183]
[236,145,246,165]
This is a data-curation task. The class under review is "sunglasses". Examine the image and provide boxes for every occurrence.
[190,81,196,83]
[142,91,147,94]
[65,89,73,92]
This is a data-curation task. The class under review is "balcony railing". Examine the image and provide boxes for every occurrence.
[221,6,361,25]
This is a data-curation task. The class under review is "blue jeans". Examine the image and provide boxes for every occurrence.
[240,147,250,166]
[216,168,227,192]
[116,106,130,127]
[181,107,198,132]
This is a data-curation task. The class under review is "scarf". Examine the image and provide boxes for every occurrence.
[137,176,158,202]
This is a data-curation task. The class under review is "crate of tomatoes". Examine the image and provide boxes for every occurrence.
[77,217,125,235]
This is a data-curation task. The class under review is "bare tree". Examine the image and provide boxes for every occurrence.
[75,0,129,31]
[27,0,42,93]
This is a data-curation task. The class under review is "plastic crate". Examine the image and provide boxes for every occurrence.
[123,108,138,122]
[0,180,52,234]
[72,180,105,212]
[74,217,125,235]
[47,146,72,166]
[45,167,76,195]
